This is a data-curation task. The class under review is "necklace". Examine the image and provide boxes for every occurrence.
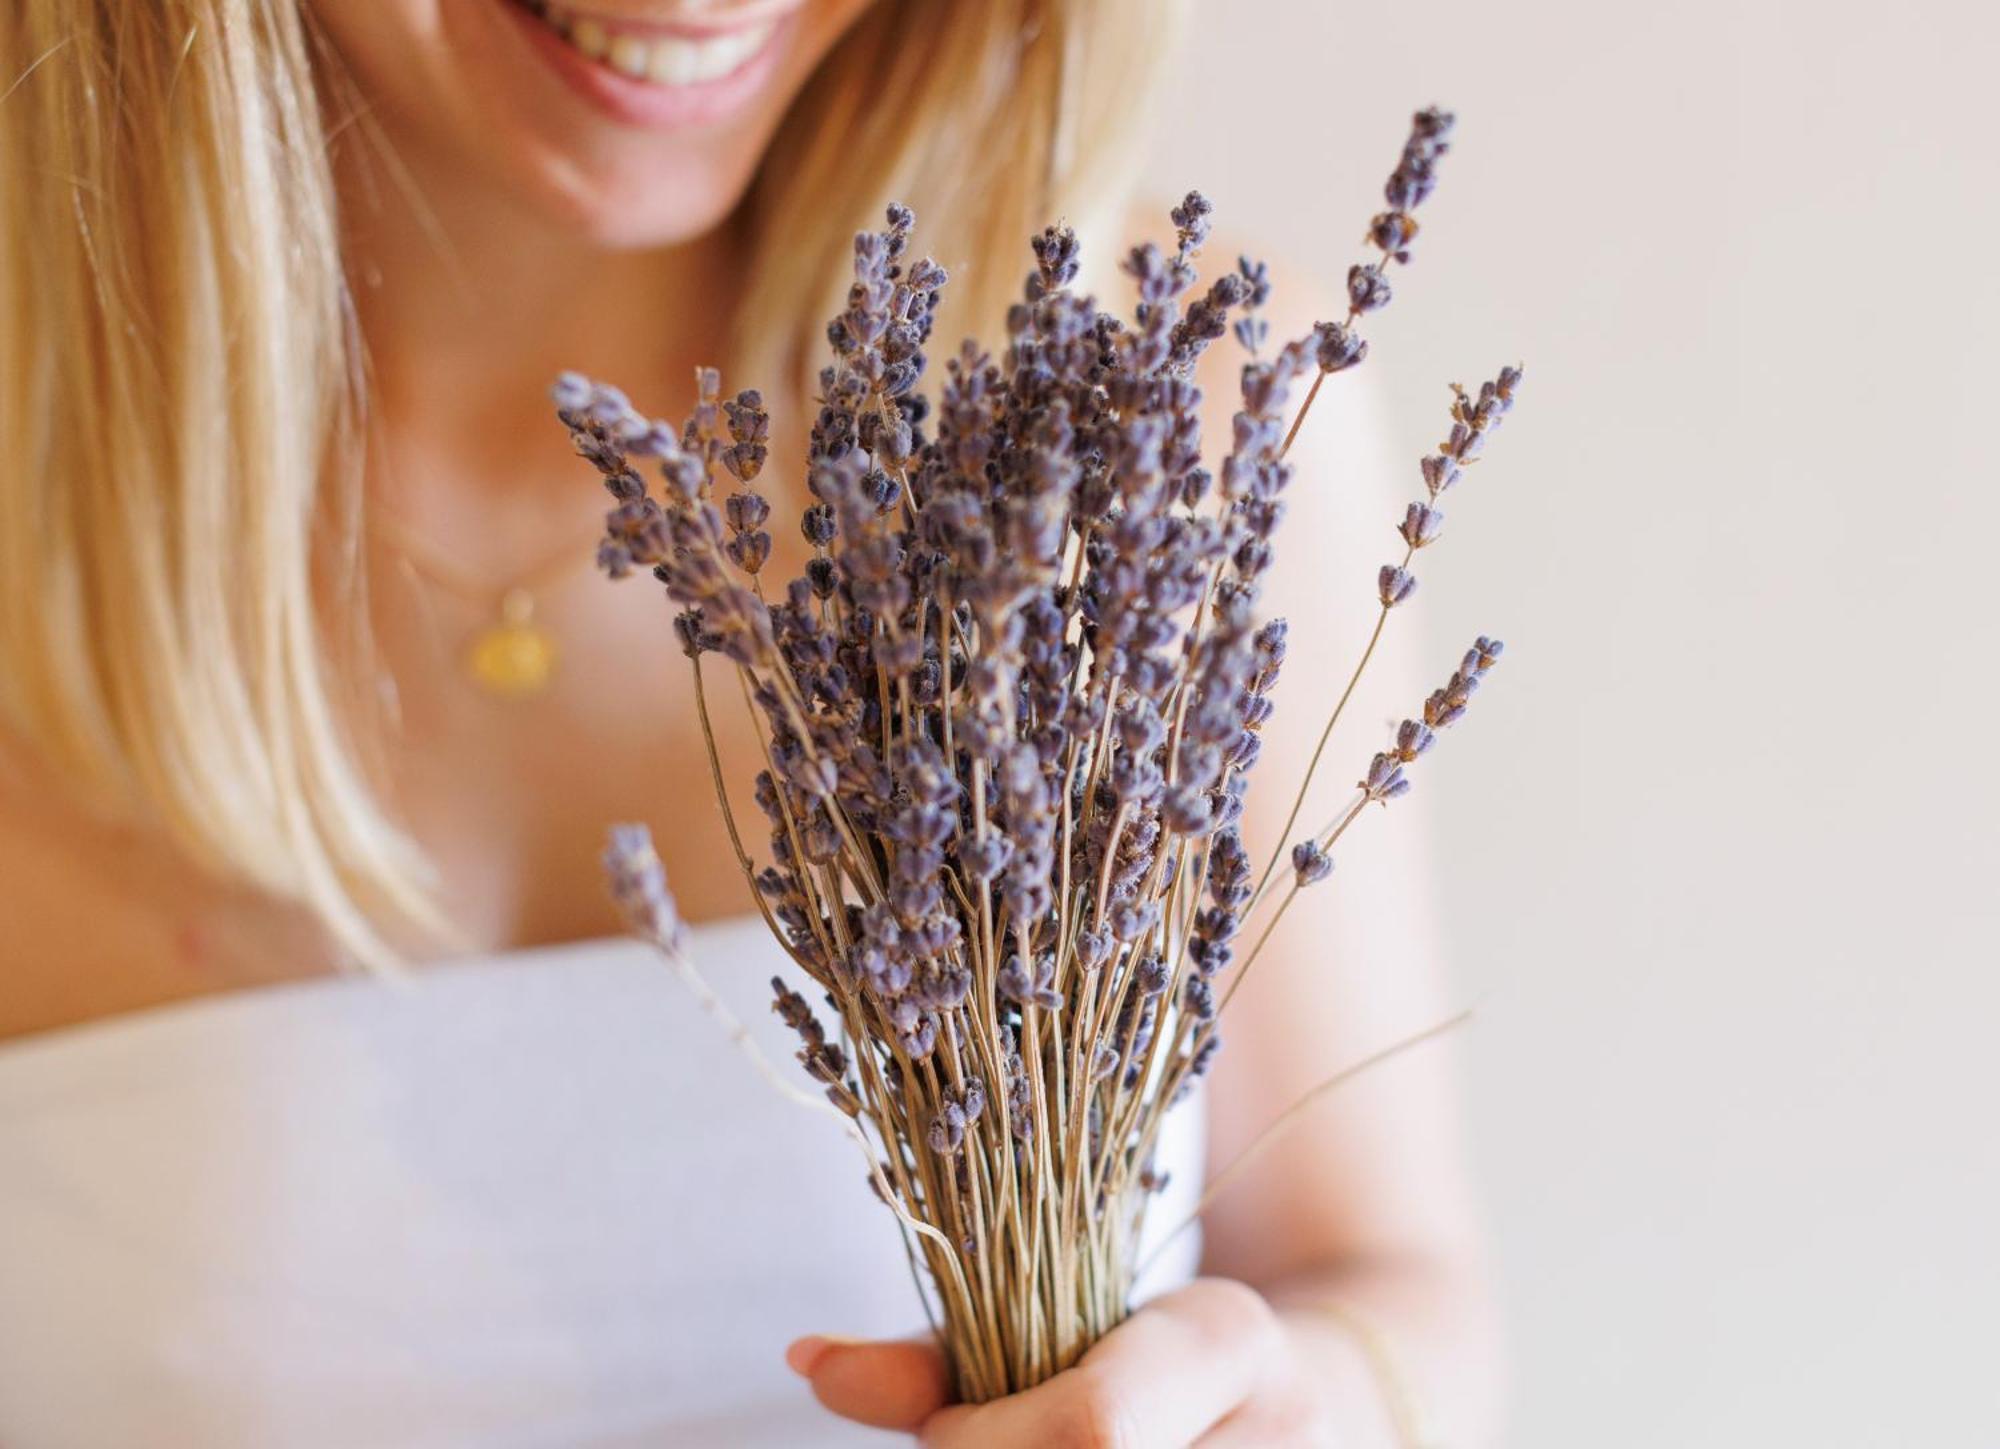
[373,506,603,700]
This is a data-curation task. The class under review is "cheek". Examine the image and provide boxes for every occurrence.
[315,0,882,250]
[310,0,460,124]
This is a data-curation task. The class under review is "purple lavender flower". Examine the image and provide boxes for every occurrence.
[1291,840,1334,887]
[1314,320,1369,373]
[1347,264,1393,314]
[1378,565,1420,607]
[602,825,684,952]
[1400,502,1445,548]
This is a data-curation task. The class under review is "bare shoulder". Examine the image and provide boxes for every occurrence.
[0,747,323,1038]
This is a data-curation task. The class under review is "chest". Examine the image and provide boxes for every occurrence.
[367,545,776,951]
[357,412,832,957]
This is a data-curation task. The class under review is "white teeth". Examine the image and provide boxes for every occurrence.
[607,33,650,77]
[544,9,773,87]
[648,41,693,84]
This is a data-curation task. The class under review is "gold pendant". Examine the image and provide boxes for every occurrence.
[467,587,556,698]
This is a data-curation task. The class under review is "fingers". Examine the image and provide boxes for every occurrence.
[785,1334,953,1431]
[1195,1390,1327,1449]
[920,1279,1282,1448]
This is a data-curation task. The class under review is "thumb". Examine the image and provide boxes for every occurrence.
[785,1333,953,1430]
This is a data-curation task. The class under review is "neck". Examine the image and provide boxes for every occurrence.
[338,139,743,526]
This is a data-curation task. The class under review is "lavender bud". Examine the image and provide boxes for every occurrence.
[1378,565,1419,607]
[1031,224,1082,292]
[998,953,1063,1012]
[1171,190,1214,254]
[1411,105,1455,141]
[902,1016,938,1059]
[1399,502,1444,548]
[1182,975,1216,1023]
[627,422,679,459]
[958,834,1014,881]
[724,492,770,532]
[1347,264,1393,314]
[1291,840,1334,887]
[1160,785,1216,836]
[585,383,631,424]
[1368,211,1419,257]
[672,610,705,659]
[1314,321,1369,373]
[1110,897,1163,943]
[927,1101,968,1155]
[659,452,704,503]
[1424,692,1465,729]
[1421,454,1461,495]
[726,531,772,573]
[1361,752,1412,801]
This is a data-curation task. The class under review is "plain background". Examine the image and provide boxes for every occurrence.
[1143,1,1999,1444]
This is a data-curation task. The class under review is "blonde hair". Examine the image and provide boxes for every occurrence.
[0,0,1182,967]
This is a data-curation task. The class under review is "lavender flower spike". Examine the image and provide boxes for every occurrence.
[603,824,686,954]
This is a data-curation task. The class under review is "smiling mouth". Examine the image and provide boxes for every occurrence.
[513,1,779,87]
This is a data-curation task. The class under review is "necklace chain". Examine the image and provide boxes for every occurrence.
[370,505,604,607]
[372,504,604,700]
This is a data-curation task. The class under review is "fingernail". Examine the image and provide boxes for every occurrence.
[783,1333,865,1377]
[783,1336,827,1377]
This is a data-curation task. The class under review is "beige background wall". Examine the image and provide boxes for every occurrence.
[1142,1,1999,1443]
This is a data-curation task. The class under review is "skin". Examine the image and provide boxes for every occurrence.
[0,1,1503,1441]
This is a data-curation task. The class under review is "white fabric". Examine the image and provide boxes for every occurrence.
[0,918,1202,1447]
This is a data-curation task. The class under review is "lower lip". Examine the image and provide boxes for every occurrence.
[497,2,795,130]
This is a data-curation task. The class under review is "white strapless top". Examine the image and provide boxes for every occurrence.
[0,918,1201,1448]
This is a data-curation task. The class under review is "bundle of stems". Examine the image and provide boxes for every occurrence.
[561,108,1520,1401]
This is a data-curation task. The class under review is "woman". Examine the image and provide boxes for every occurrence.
[0,1,1501,1443]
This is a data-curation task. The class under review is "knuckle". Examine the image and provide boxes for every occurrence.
[1054,1368,1139,1449]
[1193,1276,1279,1346]
[1265,1381,1330,1445]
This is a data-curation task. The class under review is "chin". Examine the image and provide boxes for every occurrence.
[318,0,871,249]
[502,125,778,249]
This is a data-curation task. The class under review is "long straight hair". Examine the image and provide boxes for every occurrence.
[0,0,1183,967]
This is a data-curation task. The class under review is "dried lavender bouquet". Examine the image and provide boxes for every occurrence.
[558,108,1519,1402]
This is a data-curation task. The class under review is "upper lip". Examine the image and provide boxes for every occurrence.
[537,1,800,38]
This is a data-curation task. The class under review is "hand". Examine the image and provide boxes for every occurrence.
[784,1277,1340,1447]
